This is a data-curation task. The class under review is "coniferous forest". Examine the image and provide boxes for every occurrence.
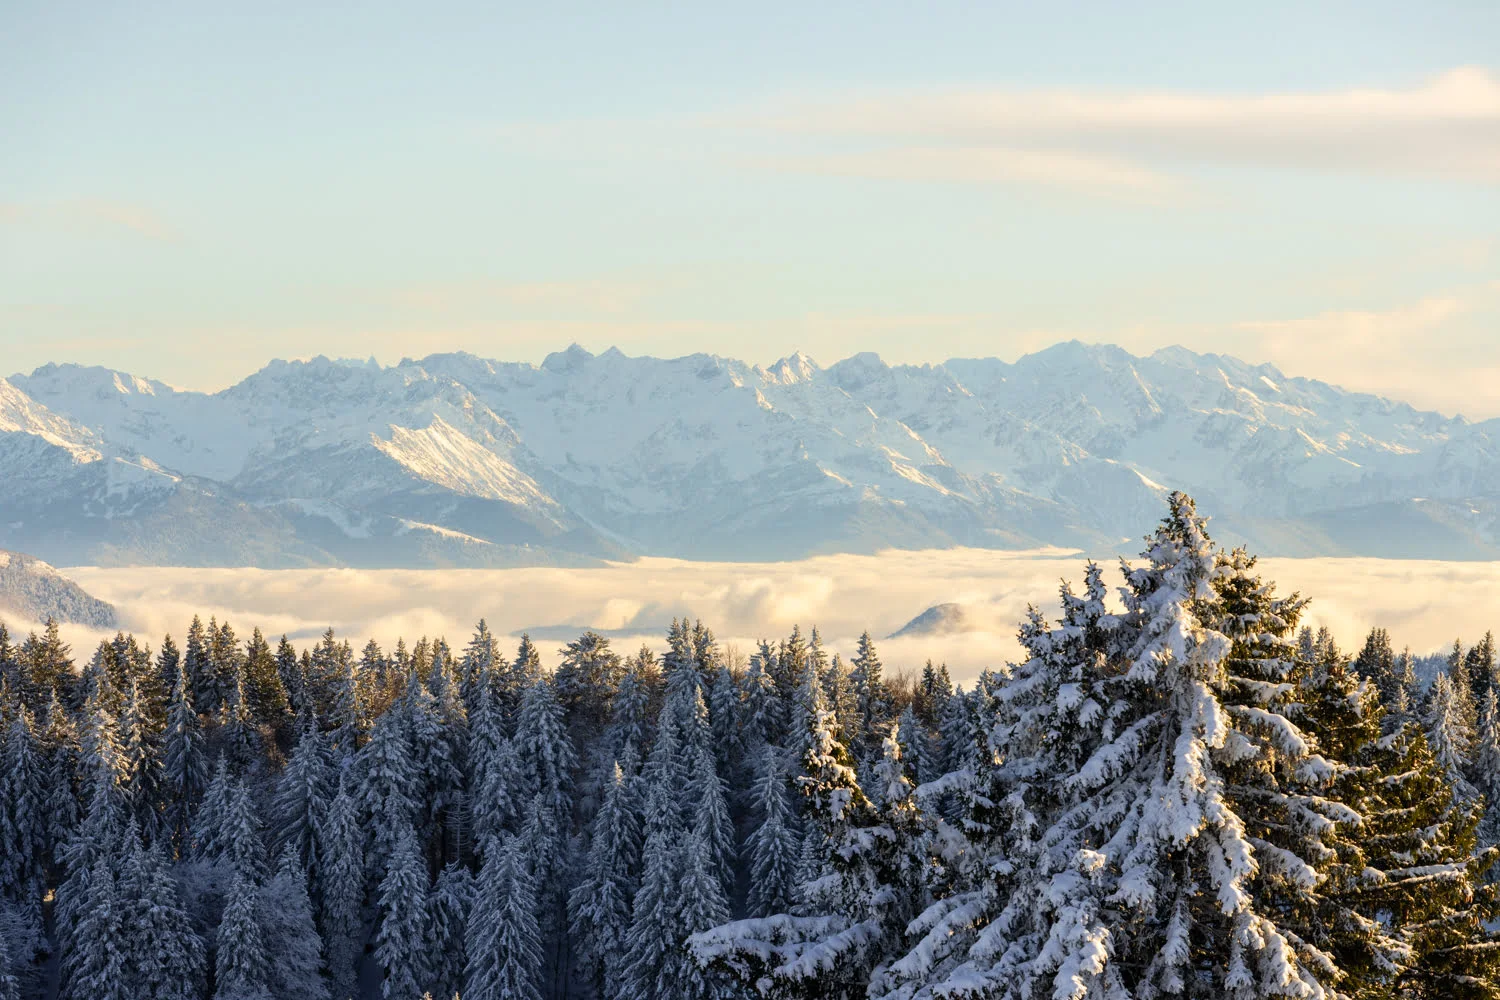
[3,493,1500,1000]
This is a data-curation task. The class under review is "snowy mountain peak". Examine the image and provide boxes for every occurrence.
[541,342,596,373]
[5,342,1500,566]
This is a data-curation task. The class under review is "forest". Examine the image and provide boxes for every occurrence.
[0,493,1498,1000]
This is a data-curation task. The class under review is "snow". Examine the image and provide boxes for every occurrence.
[7,341,1500,566]
[370,416,559,512]
[395,518,494,546]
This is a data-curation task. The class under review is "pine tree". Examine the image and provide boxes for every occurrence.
[708,662,743,783]
[427,862,473,1000]
[1353,625,1397,703]
[1467,630,1497,706]
[0,932,20,1000]
[162,654,206,854]
[0,706,47,906]
[746,749,801,918]
[272,717,334,876]
[607,647,656,758]
[569,760,640,1000]
[504,633,544,719]
[221,777,268,881]
[555,630,624,736]
[465,835,544,1000]
[871,495,1349,998]
[360,705,421,874]
[849,631,889,760]
[215,868,272,1000]
[622,791,684,1000]
[192,755,233,862]
[1474,687,1500,847]
[1427,671,1478,799]
[275,635,304,717]
[184,615,214,715]
[460,619,499,717]
[823,652,861,750]
[675,827,732,1000]
[117,837,204,1000]
[41,689,81,864]
[243,627,290,728]
[894,704,937,785]
[691,700,894,997]
[469,687,521,850]
[513,677,577,833]
[375,820,431,1000]
[690,743,737,899]
[740,645,779,753]
[317,772,366,1000]
[259,849,329,1000]
[116,675,163,837]
[64,861,130,1000]
[1296,639,1500,995]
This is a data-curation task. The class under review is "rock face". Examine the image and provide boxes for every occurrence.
[0,549,117,627]
[3,341,1499,567]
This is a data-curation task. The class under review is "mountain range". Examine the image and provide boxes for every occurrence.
[3,341,1498,568]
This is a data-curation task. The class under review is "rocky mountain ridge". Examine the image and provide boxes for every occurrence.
[3,341,1497,566]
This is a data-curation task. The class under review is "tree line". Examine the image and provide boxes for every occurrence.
[0,493,1498,999]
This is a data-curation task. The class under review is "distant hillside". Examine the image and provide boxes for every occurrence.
[0,549,116,627]
[4,341,1500,566]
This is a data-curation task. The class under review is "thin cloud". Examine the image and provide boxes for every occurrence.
[754,145,1177,199]
[745,67,1500,187]
[389,278,657,316]
[0,199,180,241]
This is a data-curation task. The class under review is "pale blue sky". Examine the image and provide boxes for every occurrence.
[3,1,1498,414]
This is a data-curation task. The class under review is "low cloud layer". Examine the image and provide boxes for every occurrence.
[0,550,1487,688]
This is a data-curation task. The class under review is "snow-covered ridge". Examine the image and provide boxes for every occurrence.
[4,342,1500,567]
[0,547,117,626]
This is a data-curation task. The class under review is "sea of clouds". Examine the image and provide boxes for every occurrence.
[0,549,1485,688]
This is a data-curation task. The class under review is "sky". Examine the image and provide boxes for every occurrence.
[3,2,1498,414]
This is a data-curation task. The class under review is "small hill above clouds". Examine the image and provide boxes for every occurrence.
[4,342,1500,567]
[889,602,977,638]
[0,549,116,627]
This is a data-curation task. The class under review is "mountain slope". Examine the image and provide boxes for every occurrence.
[4,343,1498,567]
[0,549,116,627]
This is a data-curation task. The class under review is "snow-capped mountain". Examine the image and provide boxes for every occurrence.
[4,342,1499,567]
[0,548,116,627]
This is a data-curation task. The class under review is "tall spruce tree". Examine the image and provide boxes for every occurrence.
[465,835,544,1000]
[746,748,802,918]
[569,760,641,999]
[427,862,473,1000]
[375,819,431,1000]
[259,849,329,1000]
[317,772,366,1000]
[215,867,272,1000]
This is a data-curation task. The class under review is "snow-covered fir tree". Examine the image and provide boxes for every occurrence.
[259,849,329,1000]
[427,861,473,1000]
[466,834,544,1000]
[570,759,641,999]
[746,748,802,918]
[215,868,272,1000]
[375,819,431,1000]
[316,771,366,1000]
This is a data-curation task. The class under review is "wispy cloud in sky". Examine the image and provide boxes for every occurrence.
[733,67,1500,197]
[0,199,180,241]
[752,145,1179,200]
